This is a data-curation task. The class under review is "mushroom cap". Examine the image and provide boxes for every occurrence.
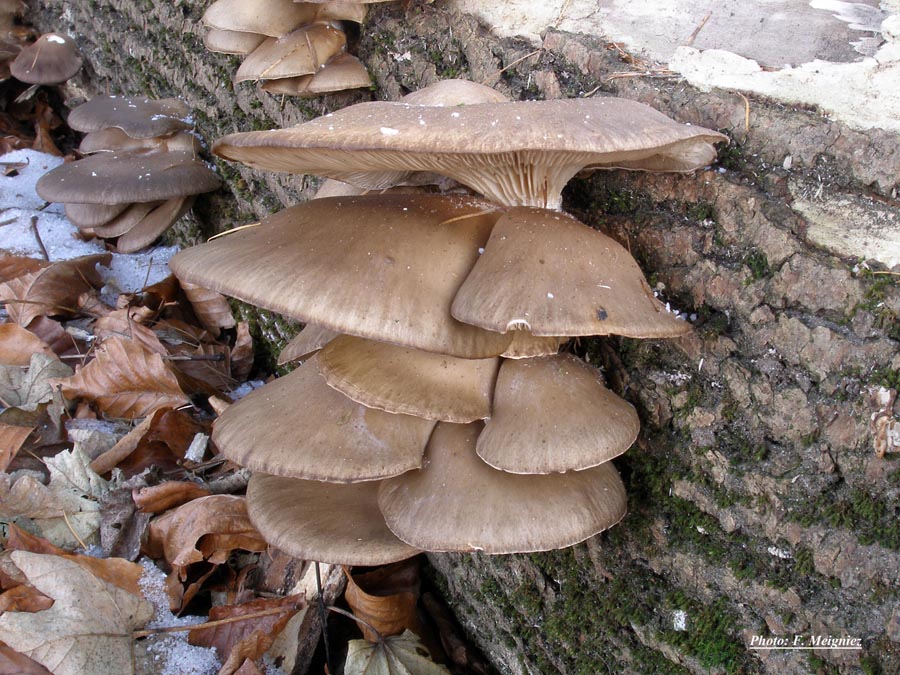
[378,421,628,554]
[400,79,508,106]
[451,206,690,338]
[277,323,339,365]
[319,334,499,423]
[259,52,369,96]
[477,354,639,474]
[79,128,201,155]
[202,0,318,38]
[204,27,267,56]
[168,194,512,358]
[10,33,82,84]
[312,1,367,23]
[67,96,192,139]
[213,97,726,208]
[116,196,193,253]
[64,202,129,228]
[212,354,436,483]
[35,150,222,205]
[234,23,346,83]
[247,473,419,566]
[91,201,161,237]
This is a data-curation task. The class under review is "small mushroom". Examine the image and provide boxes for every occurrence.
[260,52,370,97]
[66,95,192,139]
[247,472,419,565]
[10,33,81,84]
[212,353,436,483]
[378,421,628,554]
[202,0,319,38]
[234,23,346,84]
[277,323,340,365]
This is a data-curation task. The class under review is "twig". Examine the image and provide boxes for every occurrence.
[480,49,542,86]
[207,222,260,241]
[61,511,89,550]
[737,92,750,132]
[133,604,300,638]
[30,216,49,261]
[326,605,384,643]
[317,563,334,675]
[685,11,712,46]
[553,0,572,28]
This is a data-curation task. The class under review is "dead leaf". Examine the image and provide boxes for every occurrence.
[99,486,151,561]
[89,414,155,475]
[25,317,79,358]
[0,640,54,674]
[0,584,54,613]
[187,594,304,675]
[54,337,189,419]
[0,422,33,471]
[0,253,111,326]
[0,352,73,411]
[231,322,253,381]
[0,254,48,284]
[113,408,206,477]
[93,308,166,356]
[0,551,153,675]
[0,323,55,365]
[180,280,236,334]
[344,631,451,675]
[145,495,267,569]
[169,342,234,392]
[133,480,212,513]
[345,559,422,642]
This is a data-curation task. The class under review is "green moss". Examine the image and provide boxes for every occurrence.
[743,248,770,283]
[791,486,900,551]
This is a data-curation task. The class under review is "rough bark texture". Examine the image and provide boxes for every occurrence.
[29,1,900,673]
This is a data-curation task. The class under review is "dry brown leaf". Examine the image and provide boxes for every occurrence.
[0,323,55,365]
[54,337,189,419]
[89,414,156,475]
[0,422,33,472]
[133,480,212,513]
[0,551,153,675]
[187,594,304,675]
[231,321,253,381]
[345,559,422,642]
[0,584,54,613]
[345,631,451,675]
[0,254,111,327]
[113,408,206,477]
[6,524,144,596]
[145,495,267,569]
[0,640,54,675]
[180,280,236,334]
[93,308,166,355]
[0,254,48,284]
[169,342,234,392]
[25,317,79,358]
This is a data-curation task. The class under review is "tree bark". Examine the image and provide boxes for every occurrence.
[29,1,900,672]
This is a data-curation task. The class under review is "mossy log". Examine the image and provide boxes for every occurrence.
[29,0,900,672]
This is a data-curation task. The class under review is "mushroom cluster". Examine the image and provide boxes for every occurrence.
[202,0,389,97]
[36,95,222,252]
[170,81,725,565]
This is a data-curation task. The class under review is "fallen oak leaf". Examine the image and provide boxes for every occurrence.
[53,337,189,419]
[0,422,33,472]
[344,559,423,643]
[0,584,54,613]
[132,480,212,513]
[0,254,48,284]
[0,551,153,675]
[180,280,236,335]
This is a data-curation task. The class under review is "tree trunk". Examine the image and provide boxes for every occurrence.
[29,1,900,672]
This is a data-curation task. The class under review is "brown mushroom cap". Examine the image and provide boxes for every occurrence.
[400,79,509,106]
[500,332,564,359]
[312,1,367,23]
[10,33,82,84]
[116,197,194,253]
[451,206,690,338]
[78,128,201,155]
[64,202,129,228]
[259,52,369,96]
[168,194,512,358]
[235,23,346,83]
[35,151,222,205]
[319,334,499,423]
[213,97,726,209]
[277,323,339,365]
[247,473,419,566]
[378,422,628,553]
[204,27,267,56]
[67,96,192,139]
[212,354,436,483]
[202,0,318,38]
[476,354,639,474]
[91,201,162,237]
